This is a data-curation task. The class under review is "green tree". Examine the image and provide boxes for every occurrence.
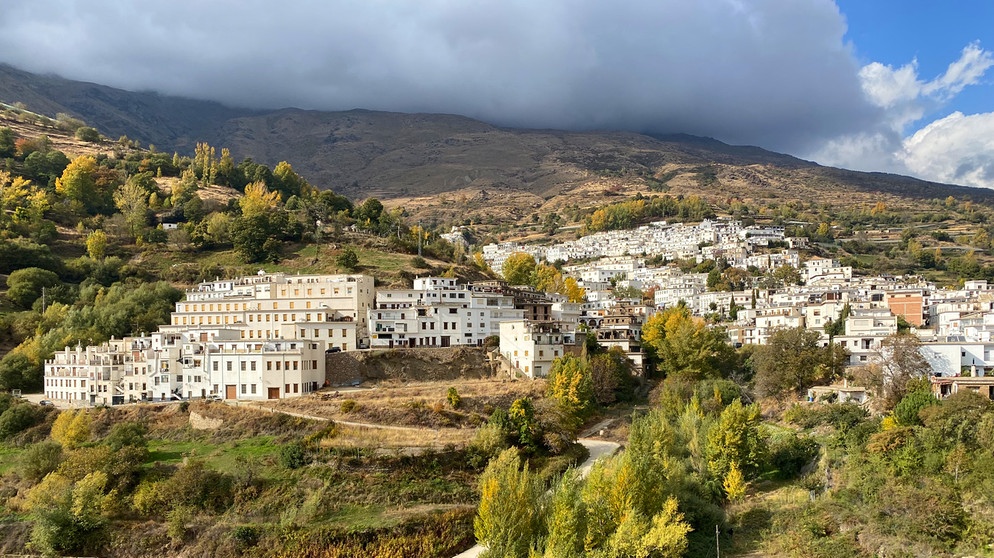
[74,126,101,142]
[893,389,938,426]
[753,326,840,398]
[642,306,734,381]
[337,246,360,271]
[113,181,151,240]
[543,470,586,558]
[502,252,537,286]
[706,399,766,480]
[5,267,60,309]
[27,471,110,555]
[474,448,541,558]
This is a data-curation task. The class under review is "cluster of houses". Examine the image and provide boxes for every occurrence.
[482,219,804,271]
[43,246,994,406]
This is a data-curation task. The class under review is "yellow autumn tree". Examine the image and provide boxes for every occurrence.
[239,181,281,219]
[563,277,586,303]
[474,448,540,557]
[86,230,108,260]
[723,461,747,501]
[50,409,92,449]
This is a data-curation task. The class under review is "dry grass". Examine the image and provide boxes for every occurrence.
[276,378,545,421]
[318,424,475,450]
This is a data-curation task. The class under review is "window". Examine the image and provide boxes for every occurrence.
[241,384,247,394]
[240,361,246,371]
[250,361,256,371]
[251,384,257,394]
[213,362,218,371]
[226,362,232,371]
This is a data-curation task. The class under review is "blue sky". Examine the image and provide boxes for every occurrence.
[839,0,994,122]
[0,1,992,189]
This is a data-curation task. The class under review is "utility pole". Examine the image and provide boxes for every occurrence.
[716,524,720,558]
[417,221,423,257]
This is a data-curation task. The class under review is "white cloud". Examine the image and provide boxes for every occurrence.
[810,42,994,189]
[900,112,994,189]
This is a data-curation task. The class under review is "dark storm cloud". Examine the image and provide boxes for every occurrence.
[0,0,882,153]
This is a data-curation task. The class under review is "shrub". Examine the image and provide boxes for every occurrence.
[74,126,101,142]
[340,399,358,413]
[279,442,308,470]
[447,387,461,409]
[0,403,45,441]
[20,440,64,483]
[232,525,260,549]
[894,390,938,426]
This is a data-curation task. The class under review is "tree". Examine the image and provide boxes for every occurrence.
[563,277,586,303]
[27,471,109,555]
[589,348,636,405]
[723,461,747,501]
[502,252,537,285]
[56,155,98,213]
[86,230,108,260]
[337,246,360,271]
[706,399,766,480]
[876,333,931,410]
[543,470,586,558]
[74,126,101,142]
[113,181,151,240]
[753,326,840,398]
[239,181,280,219]
[51,409,92,449]
[547,355,594,431]
[893,389,938,426]
[6,267,60,309]
[642,306,734,381]
[474,448,541,558]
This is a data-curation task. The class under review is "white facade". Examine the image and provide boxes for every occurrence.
[368,278,524,348]
[44,329,326,405]
[166,273,374,350]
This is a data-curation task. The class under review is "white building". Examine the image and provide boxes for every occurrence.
[165,272,374,351]
[498,320,582,378]
[368,277,524,348]
[44,329,326,405]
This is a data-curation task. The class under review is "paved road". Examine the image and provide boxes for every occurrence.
[452,435,622,558]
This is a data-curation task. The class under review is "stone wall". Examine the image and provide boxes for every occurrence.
[325,346,495,386]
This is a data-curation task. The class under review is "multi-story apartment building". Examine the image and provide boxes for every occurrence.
[164,273,374,350]
[44,328,326,405]
[368,277,524,348]
[498,320,583,378]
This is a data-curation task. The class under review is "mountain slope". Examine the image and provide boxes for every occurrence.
[1,63,990,211]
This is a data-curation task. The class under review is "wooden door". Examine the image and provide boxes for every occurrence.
[268,387,280,400]
[225,385,236,399]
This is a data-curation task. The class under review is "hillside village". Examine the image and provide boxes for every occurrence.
[43,217,994,409]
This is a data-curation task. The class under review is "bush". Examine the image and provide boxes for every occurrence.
[20,440,64,482]
[765,429,819,479]
[340,399,358,413]
[0,402,45,441]
[74,126,101,142]
[894,390,938,426]
[279,442,308,470]
[232,525,260,549]
[447,387,461,409]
